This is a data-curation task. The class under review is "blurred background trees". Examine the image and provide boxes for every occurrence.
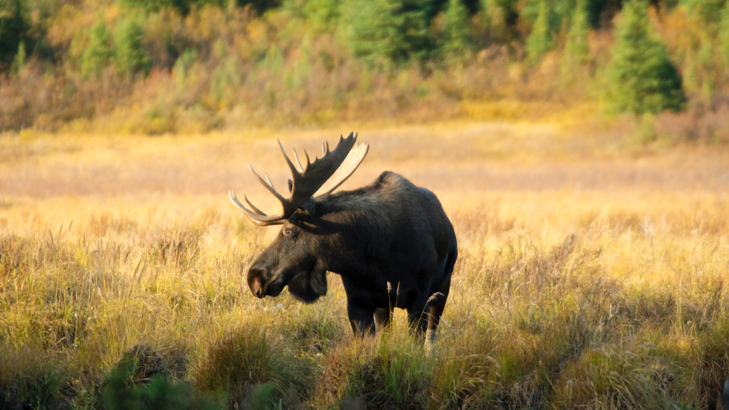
[0,0,727,138]
[605,0,685,114]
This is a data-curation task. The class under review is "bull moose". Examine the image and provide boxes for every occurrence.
[229,133,457,344]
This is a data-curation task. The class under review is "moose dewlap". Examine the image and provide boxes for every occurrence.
[229,133,457,344]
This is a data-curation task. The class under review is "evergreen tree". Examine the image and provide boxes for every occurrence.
[441,0,472,61]
[719,1,729,63]
[552,0,576,24]
[303,0,340,31]
[11,40,26,72]
[174,48,198,90]
[606,0,686,114]
[562,0,590,72]
[81,17,114,78]
[0,0,27,67]
[481,0,504,33]
[680,0,726,25]
[115,18,152,78]
[526,0,553,64]
[347,0,433,67]
[480,0,517,42]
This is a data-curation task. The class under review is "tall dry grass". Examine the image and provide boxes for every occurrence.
[1,124,729,408]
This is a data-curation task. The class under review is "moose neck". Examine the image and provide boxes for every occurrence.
[307,194,383,278]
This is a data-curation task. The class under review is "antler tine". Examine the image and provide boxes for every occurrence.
[278,139,302,178]
[228,191,282,226]
[303,149,311,168]
[249,163,287,203]
[232,134,364,224]
[314,132,368,198]
[293,149,305,173]
[244,194,266,215]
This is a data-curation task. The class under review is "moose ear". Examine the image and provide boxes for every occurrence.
[287,267,327,303]
[300,198,316,216]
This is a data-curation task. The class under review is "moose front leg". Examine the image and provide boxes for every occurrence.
[346,302,392,336]
[373,307,391,333]
[347,302,377,336]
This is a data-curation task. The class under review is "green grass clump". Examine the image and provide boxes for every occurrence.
[314,333,432,409]
[693,317,729,410]
[103,347,223,410]
[193,325,317,409]
[0,347,71,409]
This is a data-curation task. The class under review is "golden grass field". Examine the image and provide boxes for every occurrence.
[1,115,729,409]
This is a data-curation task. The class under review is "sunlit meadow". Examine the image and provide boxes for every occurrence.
[1,117,729,409]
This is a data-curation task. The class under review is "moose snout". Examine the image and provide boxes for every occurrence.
[248,268,266,298]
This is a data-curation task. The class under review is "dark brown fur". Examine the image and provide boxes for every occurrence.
[246,171,458,338]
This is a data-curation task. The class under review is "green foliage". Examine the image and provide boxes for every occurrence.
[114,18,152,78]
[562,0,590,72]
[211,57,240,105]
[11,39,25,72]
[694,317,729,410]
[606,0,686,114]
[120,0,226,16]
[103,351,223,410]
[81,17,114,78]
[193,326,310,407]
[174,48,199,89]
[526,0,554,64]
[0,0,27,67]
[236,0,283,15]
[262,44,283,73]
[680,0,727,25]
[339,336,431,409]
[480,0,518,41]
[2,0,729,132]
[720,2,729,63]
[346,0,434,67]
[441,0,472,61]
[303,0,341,31]
[633,112,656,144]
[0,348,70,409]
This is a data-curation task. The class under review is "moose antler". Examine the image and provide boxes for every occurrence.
[229,132,368,226]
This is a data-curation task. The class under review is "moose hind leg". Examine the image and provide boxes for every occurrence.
[425,295,446,347]
[426,252,455,347]
[406,302,429,335]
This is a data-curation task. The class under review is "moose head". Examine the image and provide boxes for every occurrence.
[229,133,368,303]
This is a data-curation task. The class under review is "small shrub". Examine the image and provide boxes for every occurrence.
[103,347,221,410]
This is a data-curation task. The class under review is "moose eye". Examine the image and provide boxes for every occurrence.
[283,227,293,236]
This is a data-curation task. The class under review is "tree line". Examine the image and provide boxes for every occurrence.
[1,0,727,133]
